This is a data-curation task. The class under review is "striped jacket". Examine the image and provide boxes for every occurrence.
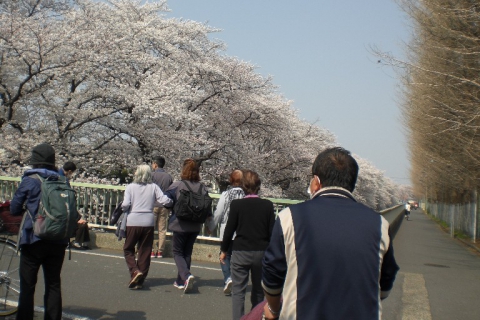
[262,187,399,320]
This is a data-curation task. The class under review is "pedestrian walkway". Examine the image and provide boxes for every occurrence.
[24,208,480,319]
[32,249,233,320]
[382,209,480,320]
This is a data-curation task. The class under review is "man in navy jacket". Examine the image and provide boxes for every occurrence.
[262,147,399,320]
[10,143,69,320]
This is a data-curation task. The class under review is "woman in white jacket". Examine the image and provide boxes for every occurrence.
[206,169,244,295]
[122,165,172,290]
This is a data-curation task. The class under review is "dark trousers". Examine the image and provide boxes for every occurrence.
[74,223,90,244]
[17,241,66,320]
[123,226,154,280]
[231,251,265,320]
[172,231,199,284]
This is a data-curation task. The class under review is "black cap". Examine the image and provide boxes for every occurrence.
[30,143,55,166]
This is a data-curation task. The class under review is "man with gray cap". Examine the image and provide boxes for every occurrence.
[10,143,71,320]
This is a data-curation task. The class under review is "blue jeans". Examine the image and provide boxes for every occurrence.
[220,242,233,283]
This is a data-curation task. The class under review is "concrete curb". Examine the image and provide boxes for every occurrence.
[89,230,220,263]
[455,237,480,254]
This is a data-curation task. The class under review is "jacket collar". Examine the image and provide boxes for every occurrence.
[23,168,59,178]
[312,186,356,201]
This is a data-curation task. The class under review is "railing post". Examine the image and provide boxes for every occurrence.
[473,188,478,243]
[450,204,455,238]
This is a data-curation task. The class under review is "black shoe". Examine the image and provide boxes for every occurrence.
[82,245,91,250]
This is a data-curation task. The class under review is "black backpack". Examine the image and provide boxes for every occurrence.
[174,181,212,223]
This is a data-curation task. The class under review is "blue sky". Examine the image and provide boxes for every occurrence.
[166,1,411,185]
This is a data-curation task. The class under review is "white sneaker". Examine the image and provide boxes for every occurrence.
[184,275,194,293]
[223,278,233,296]
[173,281,185,290]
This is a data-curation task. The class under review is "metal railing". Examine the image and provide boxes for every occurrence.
[0,176,301,241]
[0,176,407,242]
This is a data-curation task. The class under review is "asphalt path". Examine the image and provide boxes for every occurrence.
[25,208,480,319]
[382,209,480,320]
[32,249,233,320]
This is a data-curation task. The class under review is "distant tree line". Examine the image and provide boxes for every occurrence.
[376,0,480,204]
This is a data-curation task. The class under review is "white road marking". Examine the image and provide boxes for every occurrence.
[69,250,221,271]
[34,305,95,320]
[402,272,432,320]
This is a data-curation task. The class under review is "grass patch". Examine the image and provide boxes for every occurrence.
[427,213,470,240]
[428,214,449,229]
[454,230,469,240]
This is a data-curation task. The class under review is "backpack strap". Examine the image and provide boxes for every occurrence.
[16,210,29,254]
[30,174,42,183]
[32,173,64,182]
[31,173,60,183]
[181,180,203,193]
[21,175,43,227]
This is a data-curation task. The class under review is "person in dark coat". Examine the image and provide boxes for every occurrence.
[220,170,275,320]
[165,158,211,294]
[58,161,91,250]
[262,147,399,320]
[10,143,69,320]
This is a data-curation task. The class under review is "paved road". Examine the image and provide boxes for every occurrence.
[382,209,480,320]
[33,250,233,320]
[27,209,480,319]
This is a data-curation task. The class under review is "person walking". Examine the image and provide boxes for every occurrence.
[151,156,173,258]
[261,147,399,320]
[220,170,275,320]
[58,161,76,180]
[121,164,172,289]
[206,169,245,296]
[165,158,211,293]
[58,161,91,250]
[405,202,411,220]
[10,143,71,320]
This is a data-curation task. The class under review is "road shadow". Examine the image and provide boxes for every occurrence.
[141,276,223,294]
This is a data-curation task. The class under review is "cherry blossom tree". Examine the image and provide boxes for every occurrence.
[0,0,404,207]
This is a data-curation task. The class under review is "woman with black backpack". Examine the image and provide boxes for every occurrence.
[165,158,212,294]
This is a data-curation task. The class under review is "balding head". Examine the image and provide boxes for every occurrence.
[229,169,243,187]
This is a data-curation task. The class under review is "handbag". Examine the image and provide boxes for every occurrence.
[0,201,23,234]
[115,210,128,241]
